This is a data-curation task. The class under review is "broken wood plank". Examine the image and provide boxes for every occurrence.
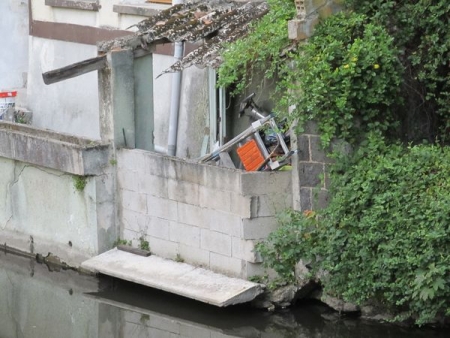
[42,55,107,85]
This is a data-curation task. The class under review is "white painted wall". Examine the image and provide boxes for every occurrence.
[0,0,29,105]
[27,37,101,139]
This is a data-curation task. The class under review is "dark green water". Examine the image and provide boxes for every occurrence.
[0,251,447,338]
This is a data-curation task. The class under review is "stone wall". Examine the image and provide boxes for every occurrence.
[293,122,332,211]
[117,149,293,279]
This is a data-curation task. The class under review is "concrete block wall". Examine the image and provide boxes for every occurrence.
[117,149,293,279]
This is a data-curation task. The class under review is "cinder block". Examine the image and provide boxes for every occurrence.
[169,221,200,247]
[122,228,138,245]
[240,171,291,196]
[166,158,205,186]
[210,252,244,278]
[243,261,266,279]
[147,195,178,221]
[149,314,180,334]
[121,208,147,234]
[241,217,279,240]
[121,189,147,214]
[177,202,207,228]
[148,237,178,259]
[117,149,141,172]
[141,151,169,177]
[298,162,324,188]
[179,322,211,338]
[230,193,252,218]
[206,209,241,237]
[199,186,231,212]
[200,229,231,256]
[117,168,139,192]
[145,327,171,338]
[252,193,293,218]
[288,19,309,40]
[178,243,210,268]
[137,172,169,199]
[147,216,170,240]
[202,165,241,193]
[168,179,200,205]
[231,237,262,263]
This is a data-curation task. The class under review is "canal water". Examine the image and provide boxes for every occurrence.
[0,251,447,338]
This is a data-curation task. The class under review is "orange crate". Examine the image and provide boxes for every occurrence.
[237,139,265,171]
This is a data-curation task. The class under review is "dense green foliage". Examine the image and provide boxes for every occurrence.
[257,134,450,324]
[218,0,450,146]
[222,0,450,325]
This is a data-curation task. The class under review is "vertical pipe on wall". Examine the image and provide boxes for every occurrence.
[167,0,184,156]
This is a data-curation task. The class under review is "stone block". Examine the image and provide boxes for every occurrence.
[141,150,169,177]
[206,209,242,237]
[169,221,200,248]
[167,179,199,205]
[178,243,210,268]
[121,189,147,214]
[311,188,329,210]
[146,195,178,221]
[298,162,324,188]
[309,135,330,163]
[297,135,310,161]
[137,172,169,199]
[210,252,244,277]
[121,208,146,234]
[199,186,231,212]
[241,217,278,240]
[231,237,262,263]
[230,193,252,218]
[240,171,291,196]
[177,202,207,228]
[200,229,231,256]
[300,187,312,211]
[148,237,178,259]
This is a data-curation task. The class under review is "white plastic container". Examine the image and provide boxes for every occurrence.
[0,91,17,120]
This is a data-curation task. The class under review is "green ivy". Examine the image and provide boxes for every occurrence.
[217,0,295,94]
[280,12,403,146]
[257,134,450,325]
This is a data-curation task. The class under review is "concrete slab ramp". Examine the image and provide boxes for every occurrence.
[81,248,263,307]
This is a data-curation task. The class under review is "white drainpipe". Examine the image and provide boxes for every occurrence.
[167,0,185,156]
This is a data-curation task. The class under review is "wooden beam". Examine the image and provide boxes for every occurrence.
[42,55,107,85]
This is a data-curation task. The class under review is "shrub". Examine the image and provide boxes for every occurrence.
[258,134,450,324]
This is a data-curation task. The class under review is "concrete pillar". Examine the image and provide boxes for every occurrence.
[98,50,136,148]
[134,54,154,151]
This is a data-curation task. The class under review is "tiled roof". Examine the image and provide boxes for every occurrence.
[98,1,269,75]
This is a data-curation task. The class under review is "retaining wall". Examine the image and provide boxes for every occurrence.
[117,149,293,279]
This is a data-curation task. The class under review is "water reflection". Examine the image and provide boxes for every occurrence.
[0,252,446,338]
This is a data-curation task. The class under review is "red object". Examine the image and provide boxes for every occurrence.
[237,139,265,171]
[0,91,17,98]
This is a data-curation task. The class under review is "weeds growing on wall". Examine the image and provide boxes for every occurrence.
[257,133,450,324]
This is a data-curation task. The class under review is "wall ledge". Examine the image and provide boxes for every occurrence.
[45,0,101,12]
[113,3,169,17]
[0,122,110,175]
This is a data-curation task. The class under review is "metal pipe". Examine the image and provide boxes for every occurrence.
[167,0,185,156]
